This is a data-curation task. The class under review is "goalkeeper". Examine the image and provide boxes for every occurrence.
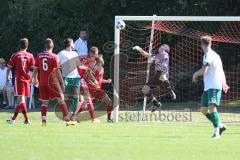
[133,44,176,112]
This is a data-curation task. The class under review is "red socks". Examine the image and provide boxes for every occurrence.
[107,105,113,120]
[60,103,69,118]
[12,104,21,120]
[87,103,95,119]
[41,105,48,122]
[12,103,29,121]
[19,103,28,121]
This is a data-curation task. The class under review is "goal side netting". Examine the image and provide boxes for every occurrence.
[113,17,240,123]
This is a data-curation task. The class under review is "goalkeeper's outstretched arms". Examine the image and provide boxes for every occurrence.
[132,46,150,57]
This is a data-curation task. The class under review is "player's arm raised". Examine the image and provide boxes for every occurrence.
[132,46,150,57]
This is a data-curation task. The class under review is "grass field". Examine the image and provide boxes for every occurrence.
[0,111,239,160]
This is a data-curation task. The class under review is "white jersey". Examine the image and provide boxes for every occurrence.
[203,49,223,91]
[57,50,80,78]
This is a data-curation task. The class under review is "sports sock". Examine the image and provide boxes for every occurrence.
[41,105,48,122]
[60,103,69,118]
[210,112,220,128]
[205,113,213,123]
[107,105,113,120]
[87,103,95,119]
[75,102,82,114]
[219,121,224,128]
[71,97,79,114]
[20,103,29,121]
[77,105,83,114]
[12,104,21,120]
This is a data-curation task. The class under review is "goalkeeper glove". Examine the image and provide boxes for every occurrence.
[132,46,143,52]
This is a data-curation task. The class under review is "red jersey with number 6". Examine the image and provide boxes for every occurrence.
[7,51,35,80]
[34,51,60,86]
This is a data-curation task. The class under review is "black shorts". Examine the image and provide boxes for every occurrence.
[146,71,167,88]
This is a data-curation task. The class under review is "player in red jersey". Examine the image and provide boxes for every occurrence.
[78,47,113,122]
[77,50,99,123]
[31,38,73,127]
[6,38,35,124]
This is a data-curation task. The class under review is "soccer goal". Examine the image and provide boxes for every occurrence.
[113,16,240,123]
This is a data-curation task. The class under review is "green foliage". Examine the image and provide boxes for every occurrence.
[0,0,239,70]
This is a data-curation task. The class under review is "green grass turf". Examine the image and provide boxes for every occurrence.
[0,111,239,160]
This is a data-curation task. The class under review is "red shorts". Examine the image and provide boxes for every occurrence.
[89,87,106,100]
[14,77,30,97]
[38,85,64,101]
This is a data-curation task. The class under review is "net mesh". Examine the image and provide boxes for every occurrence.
[117,20,240,123]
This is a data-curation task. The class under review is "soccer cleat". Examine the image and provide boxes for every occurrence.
[24,119,31,125]
[77,119,81,124]
[91,118,100,123]
[212,134,221,139]
[219,125,227,135]
[151,97,162,112]
[107,119,114,123]
[6,119,16,124]
[170,90,176,100]
[65,120,77,126]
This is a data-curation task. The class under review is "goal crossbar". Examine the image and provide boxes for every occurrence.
[115,16,240,21]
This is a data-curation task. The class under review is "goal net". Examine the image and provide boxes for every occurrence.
[113,16,240,123]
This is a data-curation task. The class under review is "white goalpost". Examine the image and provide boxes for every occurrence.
[142,15,156,120]
[113,16,240,123]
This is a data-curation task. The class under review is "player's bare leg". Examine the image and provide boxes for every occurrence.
[7,95,30,124]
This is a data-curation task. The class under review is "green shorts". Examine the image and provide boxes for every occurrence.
[201,89,222,107]
[63,77,81,97]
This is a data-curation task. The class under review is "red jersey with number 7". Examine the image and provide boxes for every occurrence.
[7,51,35,80]
[34,51,60,86]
